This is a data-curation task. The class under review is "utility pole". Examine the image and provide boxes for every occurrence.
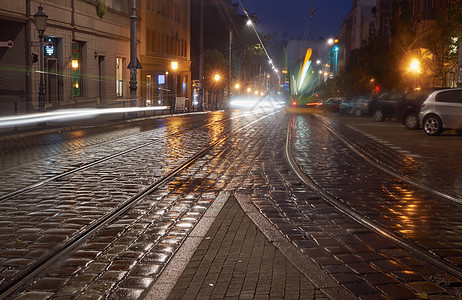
[128,0,142,108]
[199,0,204,111]
[228,30,232,103]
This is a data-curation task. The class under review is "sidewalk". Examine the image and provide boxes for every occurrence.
[147,193,356,300]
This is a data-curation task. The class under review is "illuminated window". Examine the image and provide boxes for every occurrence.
[116,57,124,97]
[72,41,83,97]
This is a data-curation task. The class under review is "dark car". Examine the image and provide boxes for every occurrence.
[372,91,404,122]
[397,89,441,129]
[339,97,356,114]
[372,88,444,129]
[352,95,374,117]
[322,97,342,112]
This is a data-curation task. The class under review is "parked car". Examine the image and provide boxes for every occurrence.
[371,89,444,129]
[339,97,356,114]
[372,91,404,122]
[352,95,373,117]
[398,88,445,129]
[322,97,342,112]
[419,88,462,136]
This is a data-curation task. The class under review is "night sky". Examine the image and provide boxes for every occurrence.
[240,0,352,41]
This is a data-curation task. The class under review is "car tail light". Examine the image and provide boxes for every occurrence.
[292,101,297,106]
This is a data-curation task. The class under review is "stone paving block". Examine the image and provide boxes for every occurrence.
[119,276,153,289]
[376,283,417,299]
[98,271,127,282]
[370,259,409,272]
[14,291,55,299]
[407,281,447,295]
[342,281,378,296]
[30,277,70,291]
[48,265,82,277]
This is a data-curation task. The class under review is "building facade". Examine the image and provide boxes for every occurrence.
[141,0,191,109]
[0,0,191,116]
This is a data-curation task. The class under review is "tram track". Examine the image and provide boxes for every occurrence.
[0,112,254,203]
[0,111,278,299]
[285,115,462,281]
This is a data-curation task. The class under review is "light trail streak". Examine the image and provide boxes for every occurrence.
[0,106,169,128]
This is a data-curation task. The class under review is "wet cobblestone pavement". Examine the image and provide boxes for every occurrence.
[1,109,462,299]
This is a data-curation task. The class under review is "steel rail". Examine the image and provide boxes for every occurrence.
[316,115,462,205]
[0,110,279,299]
[0,112,256,203]
[285,116,462,280]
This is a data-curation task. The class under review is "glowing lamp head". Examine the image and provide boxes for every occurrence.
[72,59,79,69]
[409,58,421,73]
[214,74,220,82]
[171,61,178,70]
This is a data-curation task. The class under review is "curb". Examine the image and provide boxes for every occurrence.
[234,193,358,300]
[144,191,231,300]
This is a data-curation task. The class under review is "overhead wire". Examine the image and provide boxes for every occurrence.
[236,0,280,80]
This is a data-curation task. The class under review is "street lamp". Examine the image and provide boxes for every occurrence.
[34,5,48,112]
[213,74,221,110]
[171,61,178,112]
[408,58,421,89]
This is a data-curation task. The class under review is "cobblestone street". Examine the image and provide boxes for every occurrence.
[1,109,462,299]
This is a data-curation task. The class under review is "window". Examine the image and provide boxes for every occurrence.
[116,57,124,97]
[72,41,83,97]
[436,90,462,103]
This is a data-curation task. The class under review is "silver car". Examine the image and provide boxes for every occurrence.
[419,88,462,136]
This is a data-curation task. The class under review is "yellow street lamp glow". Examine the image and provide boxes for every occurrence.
[72,59,79,69]
[247,87,251,93]
[235,83,240,89]
[171,61,178,70]
[254,90,258,95]
[409,58,421,74]
[214,74,220,81]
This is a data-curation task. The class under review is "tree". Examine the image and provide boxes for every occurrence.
[203,49,227,91]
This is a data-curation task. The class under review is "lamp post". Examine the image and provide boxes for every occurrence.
[128,0,142,109]
[171,61,178,113]
[34,5,48,112]
[228,30,232,103]
[214,74,220,110]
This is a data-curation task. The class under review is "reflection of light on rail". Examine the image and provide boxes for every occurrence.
[0,106,169,128]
